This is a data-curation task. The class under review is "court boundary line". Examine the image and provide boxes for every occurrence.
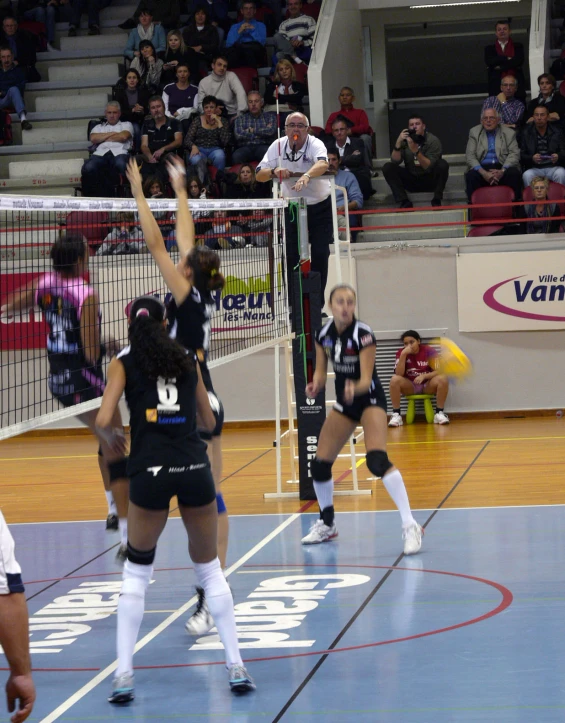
[36,512,301,723]
[271,440,491,721]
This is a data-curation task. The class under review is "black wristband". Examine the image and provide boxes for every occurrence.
[394,146,402,151]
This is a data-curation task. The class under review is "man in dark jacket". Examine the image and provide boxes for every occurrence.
[521,105,565,187]
[327,115,373,200]
[0,16,39,81]
[484,21,525,100]
[0,46,32,129]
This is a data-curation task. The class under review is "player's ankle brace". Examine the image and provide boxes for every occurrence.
[216,492,226,514]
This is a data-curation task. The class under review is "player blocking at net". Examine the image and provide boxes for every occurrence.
[303,284,424,554]
[0,235,130,558]
[96,295,254,703]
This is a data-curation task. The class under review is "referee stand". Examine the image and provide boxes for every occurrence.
[266,178,372,500]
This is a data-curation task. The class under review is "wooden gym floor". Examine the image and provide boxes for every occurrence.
[1,416,564,523]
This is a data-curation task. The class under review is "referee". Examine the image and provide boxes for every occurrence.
[256,112,333,312]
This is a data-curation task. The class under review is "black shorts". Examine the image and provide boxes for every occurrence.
[198,361,224,440]
[129,463,216,511]
[48,368,105,408]
[333,380,387,423]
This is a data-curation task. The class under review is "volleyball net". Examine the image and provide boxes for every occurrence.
[0,194,289,440]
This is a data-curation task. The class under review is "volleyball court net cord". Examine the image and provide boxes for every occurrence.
[0,195,290,441]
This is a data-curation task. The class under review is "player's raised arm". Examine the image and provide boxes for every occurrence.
[167,155,195,258]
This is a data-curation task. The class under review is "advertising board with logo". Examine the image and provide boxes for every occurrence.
[457,250,565,332]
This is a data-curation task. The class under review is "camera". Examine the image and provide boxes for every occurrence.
[408,130,425,145]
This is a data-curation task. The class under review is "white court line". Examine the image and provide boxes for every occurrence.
[38,512,301,723]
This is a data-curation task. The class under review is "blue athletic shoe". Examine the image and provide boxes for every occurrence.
[228,664,255,693]
[108,673,135,703]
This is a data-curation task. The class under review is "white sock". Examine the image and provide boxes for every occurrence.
[116,560,151,676]
[118,518,128,545]
[105,491,117,515]
[313,478,334,513]
[382,469,416,528]
[194,558,242,668]
[19,112,26,121]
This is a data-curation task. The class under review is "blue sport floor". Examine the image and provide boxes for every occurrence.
[6,503,565,722]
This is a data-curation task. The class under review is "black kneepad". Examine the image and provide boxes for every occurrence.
[366,450,393,478]
[108,457,128,482]
[127,542,156,566]
[311,457,333,482]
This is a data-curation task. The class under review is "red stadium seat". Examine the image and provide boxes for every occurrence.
[523,180,565,216]
[64,211,110,251]
[469,185,515,236]
[232,66,259,94]
[293,62,308,86]
[18,19,47,51]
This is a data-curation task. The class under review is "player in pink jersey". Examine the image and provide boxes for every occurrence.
[1,236,130,556]
[388,329,450,427]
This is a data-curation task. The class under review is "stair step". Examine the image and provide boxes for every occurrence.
[59,33,127,51]
[9,157,86,179]
[21,126,86,145]
[48,63,119,82]
[35,91,110,112]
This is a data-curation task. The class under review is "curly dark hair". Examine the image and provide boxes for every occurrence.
[51,235,86,275]
[129,296,194,380]
[186,246,225,294]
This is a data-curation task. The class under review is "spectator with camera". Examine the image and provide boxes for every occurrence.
[382,115,449,208]
[465,107,522,202]
[520,105,565,187]
[482,76,525,130]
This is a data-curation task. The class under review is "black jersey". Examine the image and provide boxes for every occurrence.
[315,316,378,400]
[117,346,207,476]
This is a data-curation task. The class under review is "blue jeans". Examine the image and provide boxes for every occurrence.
[0,87,25,115]
[190,146,225,171]
[23,5,56,42]
[81,151,129,197]
[523,166,565,187]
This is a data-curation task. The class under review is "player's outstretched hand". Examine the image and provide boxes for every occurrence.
[305,380,319,399]
[126,159,143,197]
[6,673,35,723]
[167,155,186,194]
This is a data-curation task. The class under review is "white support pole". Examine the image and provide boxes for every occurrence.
[329,177,343,284]
[285,340,297,484]
[275,343,281,492]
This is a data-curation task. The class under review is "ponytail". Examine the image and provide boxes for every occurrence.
[186,246,225,295]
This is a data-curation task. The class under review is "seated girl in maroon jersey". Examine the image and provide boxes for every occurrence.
[388,330,449,426]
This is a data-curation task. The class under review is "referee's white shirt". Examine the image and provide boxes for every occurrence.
[257,136,331,206]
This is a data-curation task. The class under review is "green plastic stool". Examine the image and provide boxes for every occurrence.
[405,394,435,424]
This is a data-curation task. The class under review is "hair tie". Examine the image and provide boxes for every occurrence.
[210,269,217,277]
[136,307,150,318]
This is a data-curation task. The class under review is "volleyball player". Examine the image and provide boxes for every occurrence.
[303,284,423,554]
[136,156,229,636]
[0,236,129,558]
[96,300,254,701]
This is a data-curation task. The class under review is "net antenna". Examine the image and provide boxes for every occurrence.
[0,194,291,441]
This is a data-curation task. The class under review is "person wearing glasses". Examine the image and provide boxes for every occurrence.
[481,76,525,130]
[256,111,333,315]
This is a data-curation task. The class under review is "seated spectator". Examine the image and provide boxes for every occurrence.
[1,16,39,81]
[328,115,373,200]
[139,95,182,181]
[225,0,266,69]
[113,68,150,150]
[484,20,525,100]
[182,6,220,75]
[141,175,175,243]
[119,0,180,32]
[525,176,563,234]
[232,90,276,164]
[161,30,192,87]
[273,0,315,66]
[81,101,133,197]
[96,211,144,255]
[186,0,229,41]
[521,105,565,188]
[225,163,272,246]
[130,40,163,94]
[17,0,70,52]
[0,46,32,129]
[264,58,306,128]
[187,174,213,242]
[68,0,103,37]
[204,209,245,249]
[324,87,373,164]
[388,330,449,427]
[184,94,230,183]
[525,74,565,130]
[465,108,522,202]
[383,115,449,208]
[482,77,525,130]
[326,149,363,241]
[197,54,247,120]
[163,64,198,119]
[124,8,166,61]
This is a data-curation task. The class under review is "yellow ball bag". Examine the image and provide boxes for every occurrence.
[431,337,473,380]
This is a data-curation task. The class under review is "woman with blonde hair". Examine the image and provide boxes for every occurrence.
[525,176,562,233]
[161,30,193,86]
[264,59,307,129]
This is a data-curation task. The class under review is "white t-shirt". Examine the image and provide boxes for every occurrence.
[257,136,330,205]
[91,120,133,157]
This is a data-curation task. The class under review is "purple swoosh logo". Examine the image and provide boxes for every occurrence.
[483,275,565,322]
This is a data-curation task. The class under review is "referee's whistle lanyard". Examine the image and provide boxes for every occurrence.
[285,135,309,163]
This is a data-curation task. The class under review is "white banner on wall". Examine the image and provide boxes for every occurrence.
[457,250,565,332]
